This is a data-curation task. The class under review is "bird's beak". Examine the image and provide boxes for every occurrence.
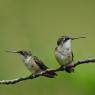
[71,37,86,40]
[5,50,19,53]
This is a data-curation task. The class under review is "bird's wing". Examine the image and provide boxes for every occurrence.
[33,56,57,78]
[71,50,74,61]
[33,56,48,70]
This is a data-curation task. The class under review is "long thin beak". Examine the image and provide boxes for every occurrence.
[71,37,86,40]
[5,50,19,53]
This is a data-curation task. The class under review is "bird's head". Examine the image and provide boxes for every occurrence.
[6,50,32,58]
[57,36,86,45]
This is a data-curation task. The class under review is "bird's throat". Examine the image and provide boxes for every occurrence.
[62,39,71,49]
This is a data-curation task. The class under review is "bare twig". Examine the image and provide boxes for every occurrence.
[0,58,95,85]
[74,58,95,67]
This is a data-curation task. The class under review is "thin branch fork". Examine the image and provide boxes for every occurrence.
[0,58,95,85]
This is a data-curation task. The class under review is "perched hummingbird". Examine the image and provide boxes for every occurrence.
[54,36,86,73]
[6,50,57,78]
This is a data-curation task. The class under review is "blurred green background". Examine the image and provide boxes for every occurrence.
[0,0,95,95]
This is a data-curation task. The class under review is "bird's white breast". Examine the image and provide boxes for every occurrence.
[21,56,40,73]
[58,40,71,54]
[55,39,72,65]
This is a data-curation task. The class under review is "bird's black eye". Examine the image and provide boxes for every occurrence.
[19,51,25,55]
[21,51,24,55]
[63,37,70,41]
[57,36,70,45]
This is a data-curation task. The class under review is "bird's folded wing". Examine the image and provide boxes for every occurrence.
[33,56,48,70]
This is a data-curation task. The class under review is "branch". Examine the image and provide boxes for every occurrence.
[0,58,95,85]
[74,58,95,67]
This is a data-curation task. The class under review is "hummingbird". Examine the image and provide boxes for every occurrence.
[6,50,57,78]
[54,36,86,73]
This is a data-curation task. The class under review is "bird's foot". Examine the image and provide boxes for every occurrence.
[59,65,65,71]
[65,65,74,73]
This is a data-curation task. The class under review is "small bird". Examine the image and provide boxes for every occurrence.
[6,50,57,78]
[54,36,86,73]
